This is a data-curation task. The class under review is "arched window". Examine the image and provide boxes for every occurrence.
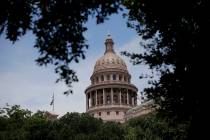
[119,75,122,81]
[101,75,104,81]
[125,94,127,104]
[113,74,116,80]
[100,95,103,105]
[116,111,119,115]
[96,77,99,82]
[121,94,124,104]
[124,76,127,82]
[113,95,118,104]
[107,95,111,104]
[92,94,95,106]
[107,75,110,80]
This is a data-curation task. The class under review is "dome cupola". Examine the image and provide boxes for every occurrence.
[105,34,115,54]
[93,35,128,74]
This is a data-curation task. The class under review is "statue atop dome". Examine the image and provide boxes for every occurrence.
[104,34,115,54]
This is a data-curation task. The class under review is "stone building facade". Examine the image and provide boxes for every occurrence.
[85,35,138,123]
[124,100,154,121]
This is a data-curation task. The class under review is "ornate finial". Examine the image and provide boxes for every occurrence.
[105,33,115,54]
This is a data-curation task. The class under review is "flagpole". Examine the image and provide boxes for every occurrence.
[53,93,54,111]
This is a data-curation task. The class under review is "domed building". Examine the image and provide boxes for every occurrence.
[85,34,138,123]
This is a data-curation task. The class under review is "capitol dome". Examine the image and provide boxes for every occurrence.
[85,34,138,123]
[93,35,127,73]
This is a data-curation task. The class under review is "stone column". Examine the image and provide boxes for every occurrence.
[135,95,137,105]
[119,89,121,105]
[103,88,105,105]
[132,96,134,106]
[111,88,113,104]
[95,90,98,106]
[127,89,129,105]
[90,92,92,107]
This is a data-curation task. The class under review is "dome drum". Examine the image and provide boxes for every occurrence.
[90,71,131,85]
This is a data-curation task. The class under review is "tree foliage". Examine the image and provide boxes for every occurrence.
[0,105,189,140]
[125,113,190,140]
[121,0,209,138]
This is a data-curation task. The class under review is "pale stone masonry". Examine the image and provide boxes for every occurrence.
[124,100,154,121]
[85,34,138,123]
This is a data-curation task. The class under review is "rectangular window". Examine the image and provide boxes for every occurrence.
[113,74,116,80]
[119,75,122,81]
[107,75,110,80]
[116,111,119,115]
[99,112,101,116]
[107,112,110,115]
[124,76,127,81]
[101,75,104,81]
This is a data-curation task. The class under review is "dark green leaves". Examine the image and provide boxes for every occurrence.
[0,105,190,140]
[122,1,209,138]
[0,0,34,42]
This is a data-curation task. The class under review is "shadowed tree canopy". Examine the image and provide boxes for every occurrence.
[0,0,122,94]
[121,0,209,139]
[0,105,189,140]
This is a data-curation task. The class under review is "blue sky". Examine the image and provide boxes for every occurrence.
[0,12,151,116]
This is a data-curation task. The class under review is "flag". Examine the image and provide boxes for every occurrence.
[50,93,54,106]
